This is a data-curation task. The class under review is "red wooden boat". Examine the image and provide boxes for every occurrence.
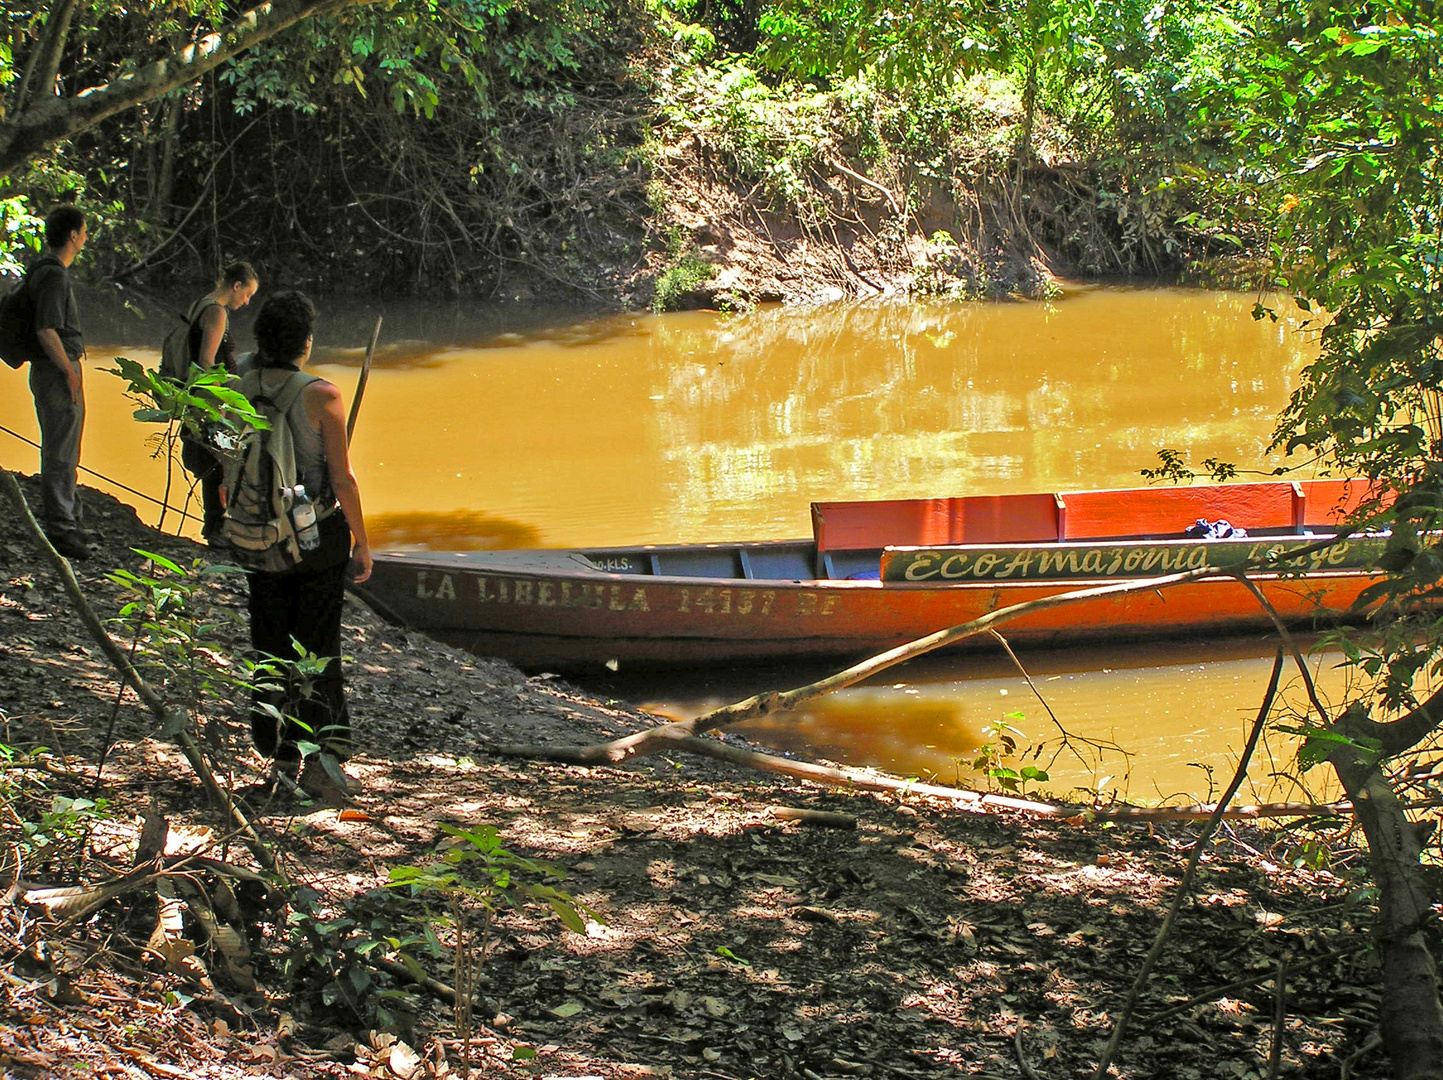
[349,479,1386,670]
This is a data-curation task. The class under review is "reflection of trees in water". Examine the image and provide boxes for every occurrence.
[642,293,1317,536]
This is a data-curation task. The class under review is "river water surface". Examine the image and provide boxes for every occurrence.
[0,284,1370,802]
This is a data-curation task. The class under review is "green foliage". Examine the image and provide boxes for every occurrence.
[1274,720,1384,773]
[651,225,715,312]
[753,0,1244,158]
[107,357,264,533]
[0,739,113,869]
[0,155,108,272]
[225,0,614,121]
[970,714,1050,794]
[248,640,341,761]
[283,886,428,1033]
[662,58,829,204]
[1139,448,1245,485]
[0,186,40,275]
[1198,1,1443,700]
[387,823,594,935]
[107,356,264,444]
[107,549,252,744]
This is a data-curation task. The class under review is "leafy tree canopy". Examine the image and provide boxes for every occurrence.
[0,0,399,180]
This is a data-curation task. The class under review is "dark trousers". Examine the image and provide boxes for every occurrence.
[247,560,352,762]
[28,358,84,534]
[180,437,225,537]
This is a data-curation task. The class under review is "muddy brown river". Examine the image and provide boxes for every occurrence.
[0,283,1372,801]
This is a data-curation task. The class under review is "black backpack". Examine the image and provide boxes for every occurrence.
[0,264,43,369]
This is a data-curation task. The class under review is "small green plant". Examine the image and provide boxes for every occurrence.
[1186,761,1219,804]
[971,713,1049,794]
[651,224,715,312]
[0,739,113,880]
[387,824,596,1072]
[247,639,347,764]
[106,357,266,532]
[283,887,428,1035]
[1139,447,1242,485]
[912,229,973,297]
[108,550,252,749]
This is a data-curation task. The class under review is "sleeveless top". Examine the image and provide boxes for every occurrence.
[186,298,236,372]
[255,366,337,509]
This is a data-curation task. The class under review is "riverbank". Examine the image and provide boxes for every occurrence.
[0,478,1384,1079]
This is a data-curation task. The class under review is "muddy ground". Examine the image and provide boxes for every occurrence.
[0,478,1394,1079]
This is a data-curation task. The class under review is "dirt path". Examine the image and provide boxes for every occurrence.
[0,478,1385,1079]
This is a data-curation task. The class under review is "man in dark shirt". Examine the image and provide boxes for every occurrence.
[28,205,89,560]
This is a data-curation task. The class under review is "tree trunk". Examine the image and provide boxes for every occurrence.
[1330,725,1443,1080]
[29,0,79,108]
[150,94,183,229]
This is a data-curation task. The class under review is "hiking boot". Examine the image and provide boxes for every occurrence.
[46,530,91,560]
[299,753,361,803]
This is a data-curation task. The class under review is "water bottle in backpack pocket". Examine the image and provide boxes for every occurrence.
[288,485,321,551]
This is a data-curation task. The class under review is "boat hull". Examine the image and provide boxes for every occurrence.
[350,480,1388,669]
[352,552,1377,669]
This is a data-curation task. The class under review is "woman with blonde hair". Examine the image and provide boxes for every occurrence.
[180,261,259,541]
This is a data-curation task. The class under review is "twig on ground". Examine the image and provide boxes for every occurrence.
[1267,956,1289,1080]
[1014,1023,1045,1080]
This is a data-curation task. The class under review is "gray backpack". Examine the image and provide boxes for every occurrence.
[221,370,318,572]
[159,298,218,380]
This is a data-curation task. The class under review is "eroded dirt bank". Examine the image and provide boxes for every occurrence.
[0,478,1388,1079]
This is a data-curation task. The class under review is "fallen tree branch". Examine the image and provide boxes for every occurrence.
[520,726,1384,823]
[498,561,1289,765]
[664,733,1068,817]
[766,806,856,829]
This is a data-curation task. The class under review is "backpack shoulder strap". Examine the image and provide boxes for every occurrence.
[22,254,64,294]
[236,368,264,401]
[242,369,319,416]
[185,296,221,326]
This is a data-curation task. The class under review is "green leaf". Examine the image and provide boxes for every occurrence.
[131,550,185,575]
[548,894,586,934]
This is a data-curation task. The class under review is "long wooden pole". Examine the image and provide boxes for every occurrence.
[346,316,382,443]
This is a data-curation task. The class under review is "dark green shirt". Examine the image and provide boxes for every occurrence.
[29,255,83,362]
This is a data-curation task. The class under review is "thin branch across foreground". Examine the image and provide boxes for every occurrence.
[496,559,1375,822]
